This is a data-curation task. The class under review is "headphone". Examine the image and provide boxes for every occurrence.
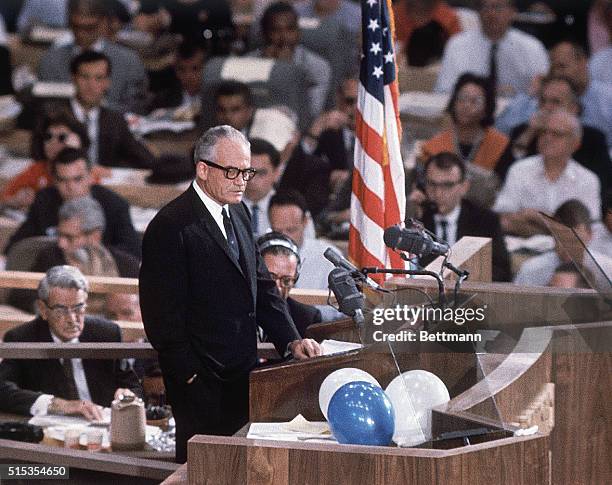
[256,231,302,282]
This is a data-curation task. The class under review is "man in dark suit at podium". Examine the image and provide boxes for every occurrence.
[139,125,320,463]
[418,152,511,282]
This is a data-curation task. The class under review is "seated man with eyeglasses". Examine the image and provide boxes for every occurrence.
[0,265,142,419]
[257,232,322,338]
[412,152,511,282]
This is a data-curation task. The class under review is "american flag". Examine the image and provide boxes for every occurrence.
[349,0,406,282]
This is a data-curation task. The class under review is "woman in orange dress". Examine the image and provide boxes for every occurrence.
[420,73,514,182]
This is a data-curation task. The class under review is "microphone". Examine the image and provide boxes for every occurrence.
[324,247,383,290]
[328,267,365,328]
[383,225,449,258]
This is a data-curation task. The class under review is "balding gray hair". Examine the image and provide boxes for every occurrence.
[38,265,89,301]
[58,196,106,233]
[193,125,250,165]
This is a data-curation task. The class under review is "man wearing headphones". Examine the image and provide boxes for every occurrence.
[257,232,322,337]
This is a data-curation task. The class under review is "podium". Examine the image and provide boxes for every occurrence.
[182,230,611,485]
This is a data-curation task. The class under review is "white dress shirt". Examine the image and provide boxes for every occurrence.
[244,190,274,237]
[71,98,100,165]
[192,180,229,239]
[590,222,612,259]
[29,332,93,416]
[589,47,612,85]
[435,28,549,95]
[295,238,338,290]
[434,205,461,247]
[493,155,602,221]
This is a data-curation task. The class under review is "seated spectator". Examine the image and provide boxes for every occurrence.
[393,0,461,66]
[421,73,514,184]
[294,0,361,35]
[148,41,206,121]
[514,200,612,286]
[268,190,336,290]
[509,75,611,197]
[9,196,140,313]
[0,110,94,211]
[213,81,255,135]
[104,293,142,322]
[548,262,591,289]
[590,189,612,258]
[496,40,612,147]
[303,77,358,194]
[5,148,141,257]
[257,231,322,337]
[66,50,153,168]
[588,1,612,84]
[0,265,141,418]
[435,0,549,95]
[415,152,511,281]
[493,110,601,237]
[244,139,281,237]
[249,2,332,120]
[37,0,148,114]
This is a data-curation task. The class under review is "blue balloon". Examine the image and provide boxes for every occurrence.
[327,381,395,446]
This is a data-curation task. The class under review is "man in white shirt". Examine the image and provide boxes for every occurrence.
[590,190,612,259]
[435,0,549,96]
[243,139,281,236]
[0,265,141,418]
[268,189,336,290]
[515,200,612,287]
[493,110,601,237]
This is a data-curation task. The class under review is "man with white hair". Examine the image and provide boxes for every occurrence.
[493,110,601,237]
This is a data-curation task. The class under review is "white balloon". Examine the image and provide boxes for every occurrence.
[385,370,450,446]
[319,368,381,419]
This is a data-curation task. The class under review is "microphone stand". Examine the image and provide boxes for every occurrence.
[361,267,446,309]
[442,260,470,309]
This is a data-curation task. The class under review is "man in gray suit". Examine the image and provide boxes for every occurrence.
[37,0,148,114]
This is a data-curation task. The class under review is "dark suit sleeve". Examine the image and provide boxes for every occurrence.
[0,331,43,415]
[139,215,202,383]
[106,322,143,397]
[97,188,141,257]
[4,193,48,254]
[110,115,155,169]
[490,214,512,282]
[254,250,301,355]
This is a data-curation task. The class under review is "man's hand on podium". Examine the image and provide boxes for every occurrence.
[289,339,321,359]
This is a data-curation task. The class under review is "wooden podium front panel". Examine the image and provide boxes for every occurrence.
[187,435,550,485]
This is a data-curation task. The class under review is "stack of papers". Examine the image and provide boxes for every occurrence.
[320,339,362,356]
[247,415,335,443]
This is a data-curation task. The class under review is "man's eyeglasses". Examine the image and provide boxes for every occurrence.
[43,301,87,317]
[200,160,257,181]
[268,272,297,289]
[425,179,463,190]
[43,132,68,143]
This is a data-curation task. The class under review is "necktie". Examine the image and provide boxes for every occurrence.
[62,359,80,401]
[439,219,449,243]
[222,208,240,263]
[86,112,97,165]
[251,204,259,235]
[488,43,498,93]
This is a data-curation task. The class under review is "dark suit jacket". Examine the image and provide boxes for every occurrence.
[148,85,184,112]
[509,123,611,195]
[315,128,352,171]
[287,297,322,338]
[4,185,141,257]
[0,317,141,415]
[278,145,331,217]
[139,185,300,384]
[421,200,512,282]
